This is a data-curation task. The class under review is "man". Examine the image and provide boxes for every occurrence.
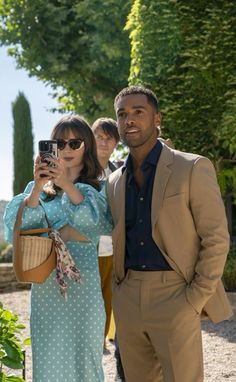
[92,117,126,381]
[92,117,119,342]
[106,85,232,382]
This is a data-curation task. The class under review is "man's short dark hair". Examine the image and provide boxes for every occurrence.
[114,85,159,112]
[92,117,119,143]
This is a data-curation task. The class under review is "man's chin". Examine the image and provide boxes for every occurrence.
[124,139,144,148]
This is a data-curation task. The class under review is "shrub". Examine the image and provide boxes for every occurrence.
[0,245,13,263]
[0,302,28,381]
[0,242,8,253]
[223,244,236,292]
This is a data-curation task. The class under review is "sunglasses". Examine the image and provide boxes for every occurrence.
[57,139,84,150]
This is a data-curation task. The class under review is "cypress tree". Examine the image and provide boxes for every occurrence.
[12,92,34,195]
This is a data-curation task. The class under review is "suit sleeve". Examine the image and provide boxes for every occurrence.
[185,157,230,313]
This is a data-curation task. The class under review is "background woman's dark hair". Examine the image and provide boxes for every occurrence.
[43,114,103,199]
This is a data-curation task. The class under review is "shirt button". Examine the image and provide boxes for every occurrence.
[139,219,143,223]
[140,241,144,246]
[141,265,146,269]
[140,197,144,201]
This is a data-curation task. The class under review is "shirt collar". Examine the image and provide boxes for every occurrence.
[122,139,163,175]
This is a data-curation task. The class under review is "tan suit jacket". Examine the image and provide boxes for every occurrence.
[106,141,232,323]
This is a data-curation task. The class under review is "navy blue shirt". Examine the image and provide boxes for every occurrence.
[124,140,172,271]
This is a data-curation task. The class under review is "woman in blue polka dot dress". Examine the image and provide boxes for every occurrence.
[4,115,112,382]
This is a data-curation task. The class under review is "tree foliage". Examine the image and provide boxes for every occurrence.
[126,0,236,166]
[0,0,132,120]
[12,92,34,195]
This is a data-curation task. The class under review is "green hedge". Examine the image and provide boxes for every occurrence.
[222,244,236,292]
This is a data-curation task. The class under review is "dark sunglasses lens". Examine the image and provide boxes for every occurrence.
[69,140,82,150]
[57,140,66,150]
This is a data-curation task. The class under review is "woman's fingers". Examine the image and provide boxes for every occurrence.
[34,158,52,182]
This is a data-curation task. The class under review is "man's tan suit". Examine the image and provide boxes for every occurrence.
[106,141,232,382]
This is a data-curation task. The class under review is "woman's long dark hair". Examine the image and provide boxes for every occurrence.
[43,114,103,199]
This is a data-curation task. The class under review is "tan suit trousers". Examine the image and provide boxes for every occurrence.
[113,270,203,382]
[98,255,113,339]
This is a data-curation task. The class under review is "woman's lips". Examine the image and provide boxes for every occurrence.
[63,157,74,161]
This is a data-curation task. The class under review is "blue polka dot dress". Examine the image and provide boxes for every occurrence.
[3,181,112,382]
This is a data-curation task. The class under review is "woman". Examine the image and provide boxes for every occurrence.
[4,115,112,382]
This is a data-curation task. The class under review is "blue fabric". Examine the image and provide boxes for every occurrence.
[3,182,112,382]
[124,140,172,271]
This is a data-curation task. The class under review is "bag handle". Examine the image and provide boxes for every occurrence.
[14,198,52,237]
[13,198,56,284]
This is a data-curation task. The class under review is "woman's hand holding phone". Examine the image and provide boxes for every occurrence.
[31,140,58,191]
[25,155,54,208]
[48,157,84,205]
[36,139,76,194]
[38,140,58,177]
[46,157,71,190]
[34,155,53,187]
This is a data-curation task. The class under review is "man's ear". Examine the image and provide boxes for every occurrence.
[155,112,161,128]
[155,112,161,137]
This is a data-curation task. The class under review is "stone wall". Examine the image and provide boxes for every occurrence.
[0,263,30,293]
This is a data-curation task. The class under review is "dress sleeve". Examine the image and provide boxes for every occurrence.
[61,183,113,240]
[3,181,47,243]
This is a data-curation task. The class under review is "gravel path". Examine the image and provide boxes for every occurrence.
[1,290,236,382]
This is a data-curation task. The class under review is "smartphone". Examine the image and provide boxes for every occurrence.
[38,140,58,176]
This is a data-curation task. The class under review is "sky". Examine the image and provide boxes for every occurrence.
[0,46,62,201]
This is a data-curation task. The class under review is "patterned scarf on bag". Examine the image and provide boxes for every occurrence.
[49,230,82,299]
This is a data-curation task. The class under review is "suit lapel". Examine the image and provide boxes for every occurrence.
[114,169,126,225]
[111,146,173,282]
[151,144,173,226]
[113,169,126,282]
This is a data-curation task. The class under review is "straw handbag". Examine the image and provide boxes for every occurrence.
[13,199,56,283]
